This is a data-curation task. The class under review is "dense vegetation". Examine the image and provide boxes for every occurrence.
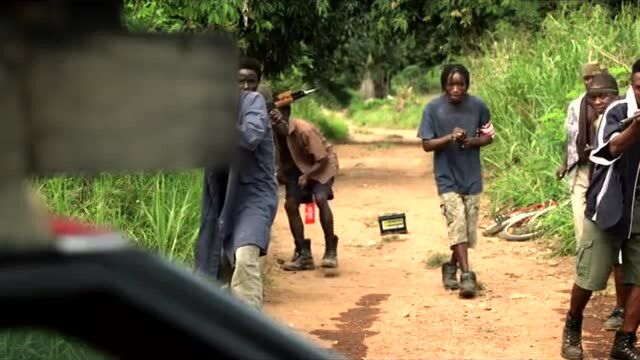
[475,4,640,253]
[344,4,640,253]
[13,2,640,357]
[36,0,640,264]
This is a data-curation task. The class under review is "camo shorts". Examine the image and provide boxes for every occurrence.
[439,192,480,249]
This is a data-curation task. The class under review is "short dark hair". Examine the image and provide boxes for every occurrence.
[633,59,640,75]
[440,64,470,92]
[239,56,262,80]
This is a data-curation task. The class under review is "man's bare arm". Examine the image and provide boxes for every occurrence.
[306,157,329,179]
[462,135,493,149]
[610,117,640,156]
[422,126,466,152]
[422,135,454,152]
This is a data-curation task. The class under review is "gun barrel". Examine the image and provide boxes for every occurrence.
[620,113,640,128]
[291,88,318,100]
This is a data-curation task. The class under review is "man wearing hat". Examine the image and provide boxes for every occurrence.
[560,72,631,359]
[557,62,607,241]
[558,64,628,333]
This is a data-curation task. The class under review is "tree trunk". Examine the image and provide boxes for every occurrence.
[360,69,375,100]
[372,65,390,99]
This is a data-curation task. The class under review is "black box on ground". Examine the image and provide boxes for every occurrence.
[378,213,407,235]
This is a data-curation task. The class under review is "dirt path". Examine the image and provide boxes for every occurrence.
[263,135,618,359]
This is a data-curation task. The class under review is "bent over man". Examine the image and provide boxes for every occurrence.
[270,104,340,272]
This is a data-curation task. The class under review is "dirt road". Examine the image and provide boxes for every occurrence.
[263,138,617,359]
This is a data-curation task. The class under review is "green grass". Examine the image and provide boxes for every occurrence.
[366,142,393,150]
[425,252,450,269]
[470,3,640,254]
[347,94,433,129]
[0,330,107,360]
[291,98,349,141]
[36,171,203,264]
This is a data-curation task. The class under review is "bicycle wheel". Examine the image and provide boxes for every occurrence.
[499,211,539,242]
[482,213,515,237]
[482,221,506,237]
[500,207,555,242]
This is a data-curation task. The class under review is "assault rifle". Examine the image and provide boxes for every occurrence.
[266,88,318,111]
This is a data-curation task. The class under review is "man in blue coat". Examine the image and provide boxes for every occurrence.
[195,57,277,311]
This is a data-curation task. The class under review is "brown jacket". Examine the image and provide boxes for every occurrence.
[276,119,338,184]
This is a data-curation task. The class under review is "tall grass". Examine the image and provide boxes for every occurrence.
[471,4,640,253]
[37,172,203,263]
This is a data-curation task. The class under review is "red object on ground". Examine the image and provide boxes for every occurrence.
[304,203,315,224]
[49,216,108,237]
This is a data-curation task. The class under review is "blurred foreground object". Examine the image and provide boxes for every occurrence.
[0,0,237,246]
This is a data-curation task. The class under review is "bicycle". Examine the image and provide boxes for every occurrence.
[482,201,560,241]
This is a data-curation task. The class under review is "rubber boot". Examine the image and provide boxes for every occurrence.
[321,235,338,268]
[610,331,640,360]
[560,312,583,360]
[441,263,459,290]
[283,239,315,271]
[459,271,477,298]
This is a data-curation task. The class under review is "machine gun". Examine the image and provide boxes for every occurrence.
[0,1,341,359]
[266,88,318,111]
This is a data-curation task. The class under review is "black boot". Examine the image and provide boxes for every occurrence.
[560,312,583,360]
[441,263,459,290]
[459,271,477,298]
[283,239,315,271]
[610,331,640,360]
[321,235,338,268]
[289,238,303,262]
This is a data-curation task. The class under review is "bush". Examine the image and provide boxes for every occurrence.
[291,98,349,142]
[471,3,640,254]
[392,65,440,94]
[347,93,436,130]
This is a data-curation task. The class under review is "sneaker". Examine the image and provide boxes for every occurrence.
[605,308,625,331]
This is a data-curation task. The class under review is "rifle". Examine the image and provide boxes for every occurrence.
[266,88,318,111]
[619,112,640,129]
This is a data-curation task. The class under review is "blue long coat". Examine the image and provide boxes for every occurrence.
[194,91,278,278]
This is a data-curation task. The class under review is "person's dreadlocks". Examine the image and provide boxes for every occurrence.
[440,64,470,92]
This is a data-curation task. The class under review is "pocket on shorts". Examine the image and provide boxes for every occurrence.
[575,233,594,281]
[578,233,593,249]
[440,203,454,226]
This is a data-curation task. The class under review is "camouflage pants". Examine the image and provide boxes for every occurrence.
[439,192,480,249]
